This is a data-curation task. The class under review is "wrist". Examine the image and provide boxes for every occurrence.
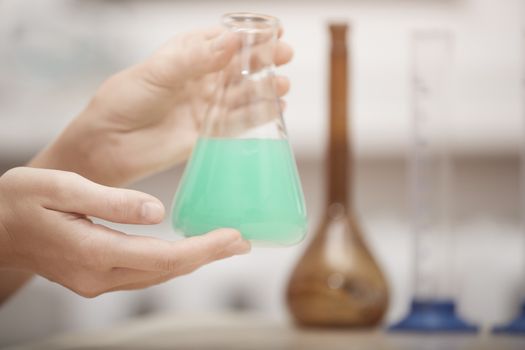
[29,114,123,186]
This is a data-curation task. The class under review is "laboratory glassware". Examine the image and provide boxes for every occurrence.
[389,30,478,332]
[171,13,308,246]
[286,23,389,327]
[493,30,525,334]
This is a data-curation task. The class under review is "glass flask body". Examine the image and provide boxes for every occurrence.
[171,13,307,246]
[287,205,389,327]
[286,23,389,327]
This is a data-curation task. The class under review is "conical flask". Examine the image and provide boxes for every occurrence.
[286,23,389,327]
[171,13,308,246]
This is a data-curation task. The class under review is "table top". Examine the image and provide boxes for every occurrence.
[7,313,525,350]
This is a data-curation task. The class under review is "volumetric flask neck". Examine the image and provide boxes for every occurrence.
[202,12,285,140]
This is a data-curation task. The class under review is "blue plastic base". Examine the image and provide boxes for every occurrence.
[493,302,525,334]
[388,300,479,333]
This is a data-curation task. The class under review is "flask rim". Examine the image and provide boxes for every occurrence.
[222,12,279,32]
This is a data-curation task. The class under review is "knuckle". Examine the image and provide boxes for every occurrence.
[91,72,126,109]
[106,192,133,220]
[138,58,175,92]
[62,171,84,189]
[76,288,99,299]
[76,234,109,271]
[1,167,25,182]
[155,256,181,273]
[78,289,102,299]
[179,262,201,276]
[212,48,231,69]
[72,274,105,299]
[46,170,82,200]
[73,282,97,298]
[55,170,82,184]
[141,34,200,90]
[0,167,30,191]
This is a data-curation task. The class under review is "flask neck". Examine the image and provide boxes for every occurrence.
[327,24,352,212]
[201,12,283,140]
[222,12,279,75]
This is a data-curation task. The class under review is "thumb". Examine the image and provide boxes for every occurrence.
[137,28,239,89]
[37,169,165,224]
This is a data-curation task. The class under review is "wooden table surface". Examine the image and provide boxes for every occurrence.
[6,313,525,350]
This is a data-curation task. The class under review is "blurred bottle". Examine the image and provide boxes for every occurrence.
[286,22,389,327]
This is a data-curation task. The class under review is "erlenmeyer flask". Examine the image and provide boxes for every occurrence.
[286,23,389,327]
[171,13,308,246]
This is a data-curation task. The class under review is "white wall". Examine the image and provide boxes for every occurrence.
[0,0,524,346]
[1,0,523,159]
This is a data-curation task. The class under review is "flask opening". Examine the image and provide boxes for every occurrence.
[222,12,279,33]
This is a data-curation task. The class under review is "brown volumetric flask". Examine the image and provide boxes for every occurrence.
[286,23,389,327]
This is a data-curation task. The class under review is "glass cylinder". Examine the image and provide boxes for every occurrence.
[492,29,525,334]
[390,29,478,332]
[411,30,455,302]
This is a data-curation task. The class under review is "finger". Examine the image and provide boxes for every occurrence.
[98,226,250,272]
[220,76,288,114]
[276,76,290,97]
[105,268,184,293]
[275,41,293,66]
[138,31,240,89]
[105,234,248,291]
[66,268,172,297]
[218,76,288,115]
[105,273,177,293]
[280,98,287,112]
[221,40,292,80]
[35,169,164,224]
[196,26,224,40]
[104,267,171,290]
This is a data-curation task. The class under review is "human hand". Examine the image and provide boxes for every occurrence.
[32,26,294,186]
[0,167,250,298]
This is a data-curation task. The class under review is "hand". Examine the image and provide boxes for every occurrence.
[31,27,294,186]
[0,167,250,298]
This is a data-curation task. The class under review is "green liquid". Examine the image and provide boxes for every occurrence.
[171,138,308,245]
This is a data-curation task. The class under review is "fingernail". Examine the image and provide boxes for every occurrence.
[141,202,164,222]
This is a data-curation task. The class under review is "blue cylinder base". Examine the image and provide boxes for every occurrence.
[493,302,525,335]
[388,300,479,333]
